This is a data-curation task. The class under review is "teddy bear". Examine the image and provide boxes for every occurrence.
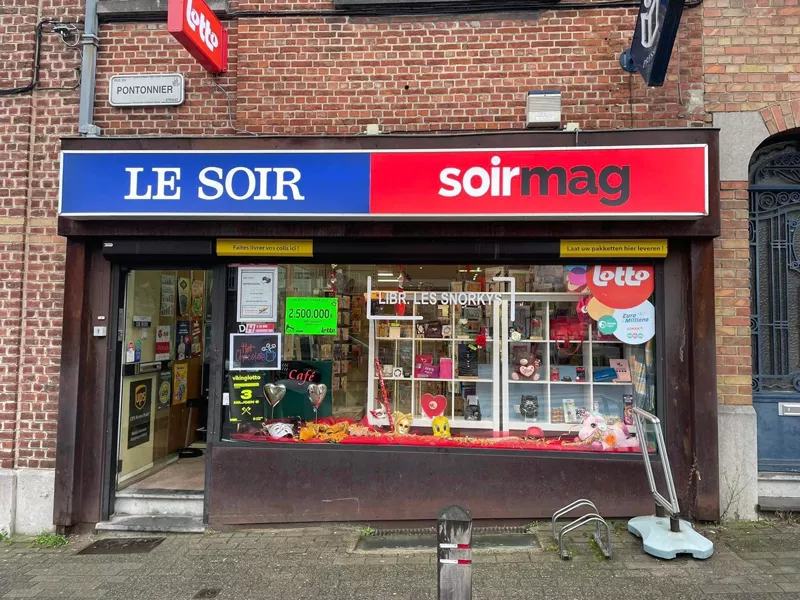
[511,353,541,381]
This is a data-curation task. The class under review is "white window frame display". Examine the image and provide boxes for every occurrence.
[366,290,641,436]
[500,292,637,434]
[366,291,502,432]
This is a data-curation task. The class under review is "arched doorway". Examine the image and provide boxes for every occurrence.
[749,139,800,473]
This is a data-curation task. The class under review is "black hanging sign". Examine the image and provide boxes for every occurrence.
[229,333,281,371]
[628,0,685,87]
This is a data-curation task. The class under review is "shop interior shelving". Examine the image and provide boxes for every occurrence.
[502,293,636,434]
[367,292,501,431]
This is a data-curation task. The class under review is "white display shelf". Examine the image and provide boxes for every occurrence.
[375,337,414,341]
[506,422,638,433]
[549,381,590,385]
[374,376,494,383]
[370,417,496,431]
[508,380,548,385]
[593,381,634,386]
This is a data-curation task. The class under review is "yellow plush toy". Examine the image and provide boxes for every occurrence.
[432,415,451,438]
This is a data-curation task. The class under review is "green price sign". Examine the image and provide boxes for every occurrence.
[285,297,338,336]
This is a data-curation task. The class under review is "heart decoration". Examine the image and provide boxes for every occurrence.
[307,383,327,410]
[420,393,447,419]
[519,364,536,378]
[264,383,287,408]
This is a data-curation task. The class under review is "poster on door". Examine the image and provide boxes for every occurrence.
[173,362,188,405]
[127,378,153,449]
[228,372,266,424]
[237,266,278,323]
[178,277,191,317]
[155,325,172,361]
[157,370,172,411]
[191,319,203,358]
[160,274,176,317]
[176,320,191,360]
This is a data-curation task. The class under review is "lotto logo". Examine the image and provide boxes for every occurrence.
[587,265,654,310]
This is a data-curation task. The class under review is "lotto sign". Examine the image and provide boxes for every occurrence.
[285,297,338,336]
[168,0,228,74]
[587,266,654,309]
[612,301,655,344]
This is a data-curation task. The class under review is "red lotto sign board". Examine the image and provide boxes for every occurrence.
[168,0,228,74]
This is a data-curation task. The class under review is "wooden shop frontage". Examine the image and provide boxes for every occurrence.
[53,129,720,531]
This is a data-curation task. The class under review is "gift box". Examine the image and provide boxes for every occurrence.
[439,357,453,379]
[416,363,440,378]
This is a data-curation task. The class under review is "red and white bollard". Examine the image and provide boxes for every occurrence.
[437,505,473,600]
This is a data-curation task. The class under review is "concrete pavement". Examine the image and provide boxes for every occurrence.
[1,518,799,600]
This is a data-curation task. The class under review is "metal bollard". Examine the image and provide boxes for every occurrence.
[437,505,473,600]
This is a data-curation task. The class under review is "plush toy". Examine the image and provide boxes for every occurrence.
[432,415,451,438]
[511,354,541,381]
[576,412,640,450]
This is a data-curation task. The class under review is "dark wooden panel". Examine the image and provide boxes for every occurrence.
[53,240,86,528]
[661,242,694,517]
[209,445,653,525]
[54,242,113,529]
[690,239,720,520]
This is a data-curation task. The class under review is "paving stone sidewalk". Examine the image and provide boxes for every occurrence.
[1,519,799,600]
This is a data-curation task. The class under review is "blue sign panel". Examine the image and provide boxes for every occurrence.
[60,151,371,217]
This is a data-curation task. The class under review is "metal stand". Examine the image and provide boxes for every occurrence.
[552,499,612,560]
[628,407,714,560]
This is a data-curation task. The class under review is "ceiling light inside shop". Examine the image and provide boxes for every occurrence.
[458,268,482,273]
[377,272,394,277]
[377,278,399,283]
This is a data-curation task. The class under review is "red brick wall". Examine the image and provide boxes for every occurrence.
[703,0,800,406]
[0,0,82,469]
[2,0,708,469]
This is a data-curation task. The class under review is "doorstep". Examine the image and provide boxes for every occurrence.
[758,471,800,511]
[95,514,205,533]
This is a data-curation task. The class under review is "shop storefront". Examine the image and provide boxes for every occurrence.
[53,129,721,530]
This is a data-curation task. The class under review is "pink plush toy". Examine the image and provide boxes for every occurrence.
[576,412,640,450]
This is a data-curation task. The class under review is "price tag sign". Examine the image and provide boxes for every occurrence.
[285,297,338,336]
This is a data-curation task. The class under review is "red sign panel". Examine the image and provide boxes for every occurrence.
[168,0,228,74]
[369,145,707,218]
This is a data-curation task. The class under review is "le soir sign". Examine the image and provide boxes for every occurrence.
[629,0,685,86]
[168,0,228,74]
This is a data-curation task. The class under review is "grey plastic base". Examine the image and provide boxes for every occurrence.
[628,516,714,560]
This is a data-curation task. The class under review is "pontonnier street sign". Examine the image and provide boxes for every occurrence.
[108,74,185,107]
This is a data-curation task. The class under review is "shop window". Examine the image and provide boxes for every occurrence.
[221,264,657,453]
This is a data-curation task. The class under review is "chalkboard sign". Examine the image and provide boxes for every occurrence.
[229,333,281,371]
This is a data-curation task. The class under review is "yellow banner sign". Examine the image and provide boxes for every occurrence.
[216,239,313,257]
[560,239,667,258]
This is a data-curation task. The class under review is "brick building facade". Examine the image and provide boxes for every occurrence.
[2,0,793,533]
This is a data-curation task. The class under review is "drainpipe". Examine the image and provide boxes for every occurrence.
[78,0,101,136]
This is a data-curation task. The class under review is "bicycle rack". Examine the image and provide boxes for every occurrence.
[628,407,714,560]
[552,499,612,560]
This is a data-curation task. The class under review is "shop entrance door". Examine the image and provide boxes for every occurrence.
[107,268,212,530]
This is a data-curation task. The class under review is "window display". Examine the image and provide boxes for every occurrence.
[221,264,657,453]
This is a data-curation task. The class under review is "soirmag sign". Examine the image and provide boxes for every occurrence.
[285,297,338,336]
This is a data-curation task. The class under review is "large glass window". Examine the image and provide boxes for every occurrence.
[221,264,656,453]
